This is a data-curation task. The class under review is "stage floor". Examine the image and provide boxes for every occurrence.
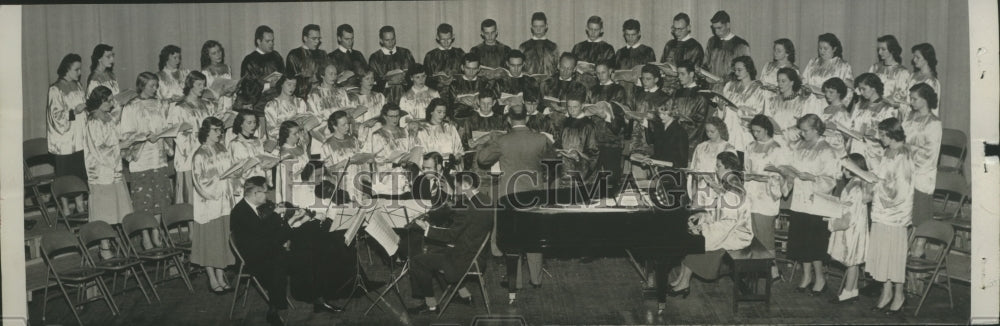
[27,240,970,326]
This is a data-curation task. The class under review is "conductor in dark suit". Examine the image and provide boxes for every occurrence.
[230,177,342,326]
[405,179,494,315]
[476,108,556,303]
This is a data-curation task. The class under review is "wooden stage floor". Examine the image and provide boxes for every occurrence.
[26,241,970,326]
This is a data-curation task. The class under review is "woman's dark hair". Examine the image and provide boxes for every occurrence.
[89,44,113,75]
[641,64,663,88]
[424,98,449,123]
[749,114,775,138]
[822,77,848,100]
[135,72,159,95]
[232,111,258,138]
[855,72,884,99]
[846,153,869,174]
[158,45,181,71]
[407,63,427,81]
[776,67,802,93]
[731,55,757,81]
[818,33,843,58]
[183,71,207,97]
[57,53,82,80]
[381,103,402,118]
[197,116,224,144]
[876,35,903,65]
[705,116,729,141]
[233,77,264,111]
[200,40,225,70]
[909,82,939,110]
[327,110,349,133]
[424,151,444,167]
[877,117,906,142]
[85,86,113,113]
[277,120,300,147]
[911,43,938,77]
[774,38,796,64]
[716,151,744,193]
[797,113,826,136]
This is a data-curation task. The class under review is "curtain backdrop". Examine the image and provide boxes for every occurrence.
[22,0,969,140]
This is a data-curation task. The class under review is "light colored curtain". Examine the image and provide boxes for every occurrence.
[22,0,969,140]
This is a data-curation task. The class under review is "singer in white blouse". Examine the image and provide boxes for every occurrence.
[47,54,88,217]
[120,72,172,249]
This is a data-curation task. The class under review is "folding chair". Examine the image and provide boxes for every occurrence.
[906,220,955,316]
[937,128,967,175]
[437,231,493,316]
[40,230,119,326]
[51,175,91,229]
[228,234,294,319]
[24,137,58,227]
[119,212,195,293]
[161,203,194,252]
[77,221,159,304]
[932,172,970,221]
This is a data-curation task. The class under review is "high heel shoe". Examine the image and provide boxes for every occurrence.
[885,299,905,315]
[211,285,226,295]
[667,287,690,298]
[796,280,813,293]
[810,282,827,296]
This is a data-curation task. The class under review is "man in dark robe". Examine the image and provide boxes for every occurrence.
[368,25,416,105]
[424,23,466,93]
[519,12,559,77]
[468,19,512,69]
[495,50,538,96]
[454,91,506,152]
[587,61,628,190]
[588,61,627,104]
[614,19,657,110]
[542,52,588,100]
[557,95,600,182]
[327,24,368,88]
[446,53,495,115]
[241,25,285,89]
[660,13,705,68]
[571,16,615,84]
[669,62,714,151]
[704,11,751,91]
[625,65,672,156]
[285,24,328,85]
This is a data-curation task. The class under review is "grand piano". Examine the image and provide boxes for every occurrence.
[495,184,705,301]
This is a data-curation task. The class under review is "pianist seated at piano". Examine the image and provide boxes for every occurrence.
[666,151,752,304]
[404,178,494,315]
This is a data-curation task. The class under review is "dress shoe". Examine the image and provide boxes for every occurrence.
[810,283,828,296]
[530,282,542,289]
[211,285,226,296]
[266,310,285,326]
[667,287,690,298]
[313,301,344,314]
[796,280,813,293]
[453,295,473,306]
[885,299,905,315]
[829,292,859,304]
[406,304,437,315]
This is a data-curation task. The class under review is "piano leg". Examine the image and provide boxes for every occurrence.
[653,256,683,303]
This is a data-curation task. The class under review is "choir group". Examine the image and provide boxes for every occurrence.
[43,9,948,323]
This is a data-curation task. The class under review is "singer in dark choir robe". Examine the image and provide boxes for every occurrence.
[704,11,751,89]
[369,26,416,105]
[328,24,368,88]
[447,53,495,114]
[285,24,328,85]
[660,13,705,68]
[496,50,538,96]
[626,65,672,155]
[507,88,558,138]
[241,25,285,85]
[669,62,714,151]
[557,96,600,182]
[571,16,616,67]
[454,91,507,151]
[614,19,657,70]
[542,53,588,100]
[588,62,628,189]
[519,12,559,77]
[423,23,466,92]
[588,61,627,104]
[469,19,512,70]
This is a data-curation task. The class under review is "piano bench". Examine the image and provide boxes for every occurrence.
[726,238,776,313]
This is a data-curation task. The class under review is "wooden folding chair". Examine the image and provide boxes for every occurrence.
[437,231,493,317]
[40,230,119,325]
[906,220,955,316]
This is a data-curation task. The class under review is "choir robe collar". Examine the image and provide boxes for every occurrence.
[678,34,693,42]
[438,46,453,51]
[587,38,604,43]
[337,45,351,53]
[600,80,614,86]
[162,67,178,74]
[380,47,398,55]
[626,42,644,49]
[644,86,660,93]
[478,110,495,118]
[683,82,697,89]
[719,33,736,41]
[462,75,478,82]
[531,35,548,41]
[559,75,574,82]
[255,48,266,55]
[411,85,429,92]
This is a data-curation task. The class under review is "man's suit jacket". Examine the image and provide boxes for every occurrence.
[230,199,291,270]
[476,125,556,197]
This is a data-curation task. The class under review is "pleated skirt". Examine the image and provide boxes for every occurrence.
[88,182,133,224]
[190,215,235,269]
[865,222,908,282]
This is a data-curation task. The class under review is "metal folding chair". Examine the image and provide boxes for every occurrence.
[40,230,119,325]
[906,220,955,316]
[24,137,58,227]
[228,234,294,319]
[77,221,159,304]
[119,212,194,293]
[437,231,493,316]
[51,175,91,229]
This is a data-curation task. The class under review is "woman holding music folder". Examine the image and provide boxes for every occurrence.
[413,98,465,170]
[156,45,190,102]
[758,39,799,90]
[902,83,942,259]
[664,151,751,311]
[191,116,245,294]
[84,86,134,260]
[274,120,313,207]
[264,75,309,140]
[47,53,89,217]
[776,114,840,296]
[719,55,767,151]
[167,71,218,204]
[321,110,371,202]
[846,73,896,171]
[743,114,787,280]
[843,117,914,314]
[87,44,120,96]
[398,64,441,124]
[801,33,854,115]
[762,67,809,146]
[307,63,352,153]
[688,117,736,209]
[815,77,852,157]
[827,153,872,304]
[200,40,236,115]
[228,110,273,197]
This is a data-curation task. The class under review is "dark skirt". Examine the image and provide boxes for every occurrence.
[54,150,86,181]
[787,211,831,262]
[911,190,933,226]
[682,249,727,280]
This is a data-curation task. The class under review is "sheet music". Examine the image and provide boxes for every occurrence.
[341,208,367,246]
[364,210,400,256]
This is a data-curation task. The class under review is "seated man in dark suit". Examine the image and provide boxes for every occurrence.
[230,177,343,326]
[405,177,494,315]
